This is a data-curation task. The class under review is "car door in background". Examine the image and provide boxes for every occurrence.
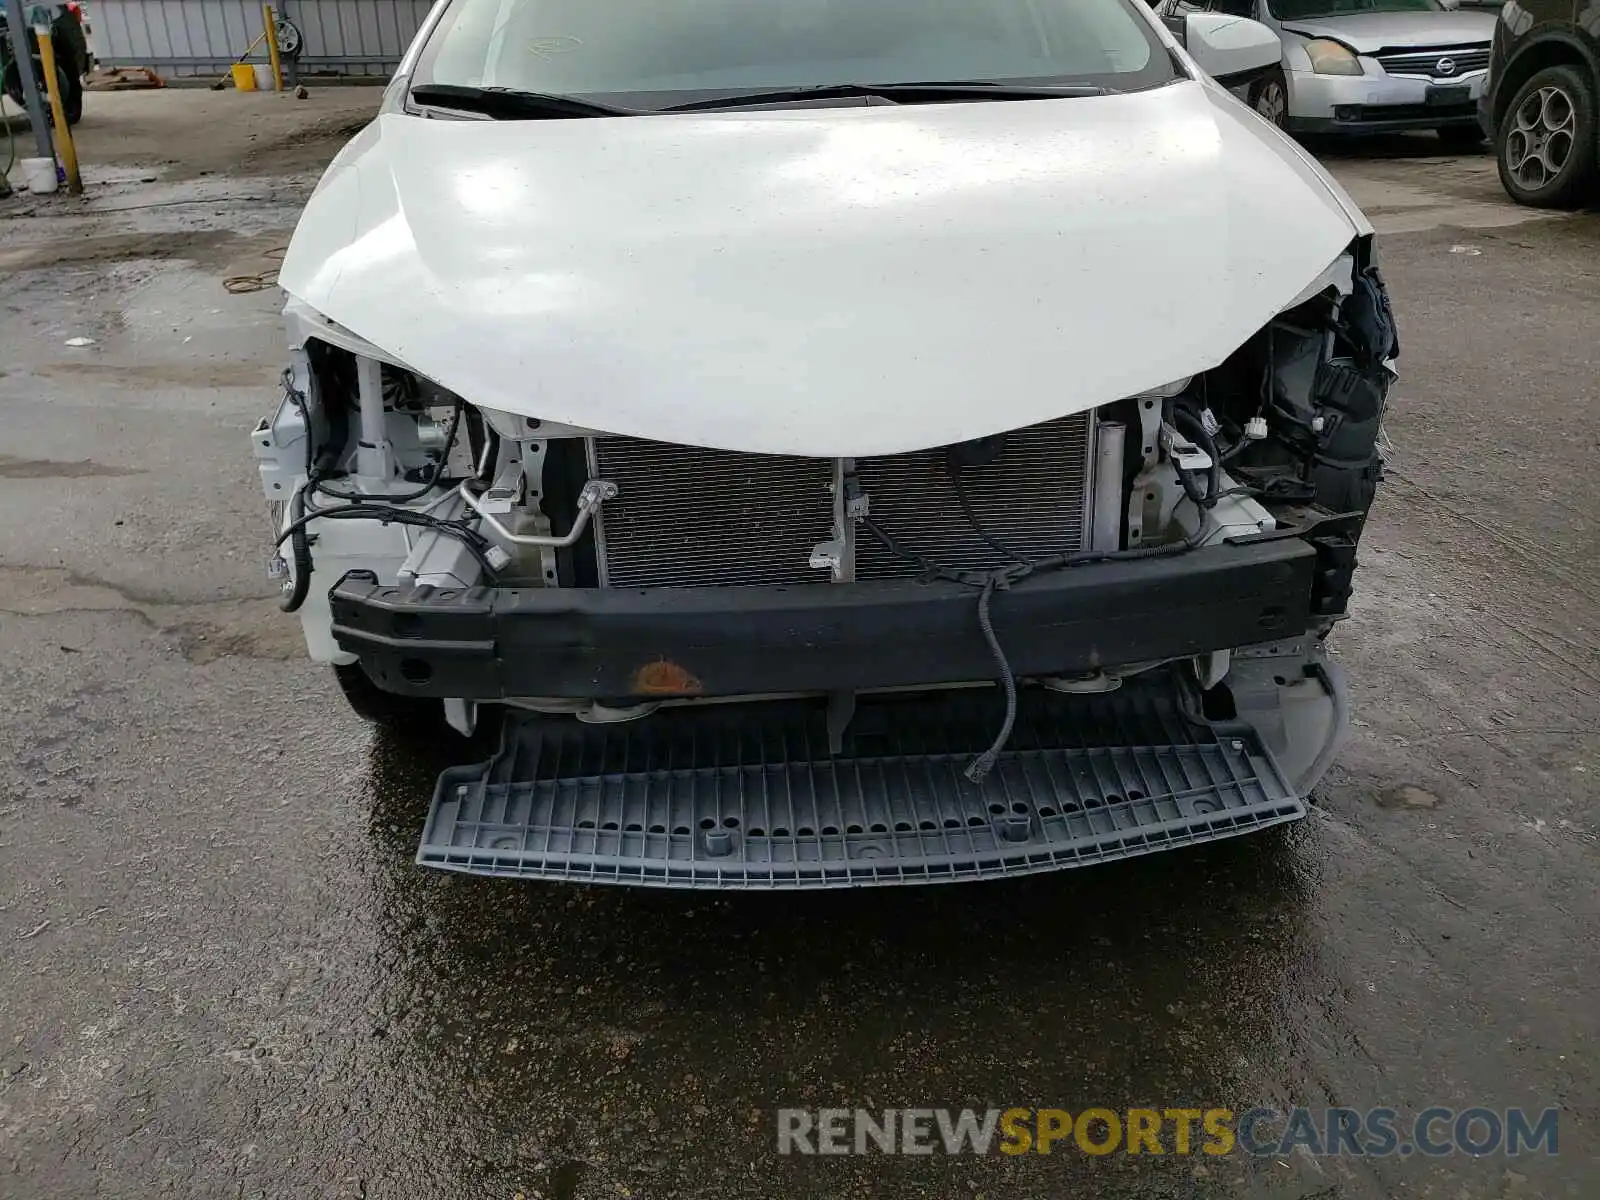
[1157,0,1264,101]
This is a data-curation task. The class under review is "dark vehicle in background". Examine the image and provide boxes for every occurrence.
[1481,0,1599,206]
[1,1,89,125]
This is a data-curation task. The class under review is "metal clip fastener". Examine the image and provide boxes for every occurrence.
[1159,422,1213,472]
[809,539,844,571]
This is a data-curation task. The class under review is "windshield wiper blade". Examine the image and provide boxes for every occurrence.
[660,81,1107,113]
[882,80,1110,96]
[409,83,635,119]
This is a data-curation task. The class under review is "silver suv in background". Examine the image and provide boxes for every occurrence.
[1157,0,1498,147]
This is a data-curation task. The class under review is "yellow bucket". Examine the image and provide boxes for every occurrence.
[230,62,258,91]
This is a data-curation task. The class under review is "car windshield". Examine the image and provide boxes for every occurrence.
[1268,0,1442,18]
[410,0,1178,111]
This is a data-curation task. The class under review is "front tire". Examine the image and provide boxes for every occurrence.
[1,62,80,126]
[334,662,449,730]
[1250,68,1290,131]
[1496,64,1598,208]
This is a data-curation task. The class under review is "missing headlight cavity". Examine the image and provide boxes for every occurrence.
[301,339,465,484]
[1176,237,1397,552]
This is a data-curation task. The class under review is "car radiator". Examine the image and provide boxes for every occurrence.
[588,412,1094,589]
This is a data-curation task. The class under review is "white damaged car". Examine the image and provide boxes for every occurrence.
[256,0,1399,888]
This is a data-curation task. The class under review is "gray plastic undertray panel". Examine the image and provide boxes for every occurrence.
[420,677,1305,889]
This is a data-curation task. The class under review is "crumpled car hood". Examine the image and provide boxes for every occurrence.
[1279,10,1497,54]
[280,82,1364,457]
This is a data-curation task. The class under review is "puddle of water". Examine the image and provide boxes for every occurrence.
[0,455,143,479]
[109,259,286,370]
[549,1160,587,1200]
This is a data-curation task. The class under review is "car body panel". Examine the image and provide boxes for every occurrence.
[280,83,1361,459]
[1274,10,1499,53]
[262,0,1398,889]
[1287,62,1489,131]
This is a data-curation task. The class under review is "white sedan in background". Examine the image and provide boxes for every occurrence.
[1154,0,1499,148]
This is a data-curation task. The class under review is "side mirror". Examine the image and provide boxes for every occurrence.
[1184,13,1283,88]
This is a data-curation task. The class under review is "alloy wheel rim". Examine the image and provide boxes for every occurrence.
[1505,85,1575,189]
[1256,81,1287,127]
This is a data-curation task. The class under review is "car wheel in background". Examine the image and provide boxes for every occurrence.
[0,61,80,126]
[1250,68,1290,131]
[1496,65,1598,208]
[1,60,26,115]
[1435,124,1484,151]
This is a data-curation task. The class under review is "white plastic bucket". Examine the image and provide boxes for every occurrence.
[20,157,58,195]
[254,63,275,90]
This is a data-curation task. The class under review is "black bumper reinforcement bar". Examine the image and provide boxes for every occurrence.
[330,538,1316,700]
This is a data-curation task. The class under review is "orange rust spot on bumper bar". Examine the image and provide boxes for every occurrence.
[632,659,704,696]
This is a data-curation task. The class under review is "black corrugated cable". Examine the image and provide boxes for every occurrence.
[278,484,314,613]
[859,515,1206,783]
[1169,405,1223,509]
[273,503,500,578]
[950,470,1031,566]
[275,373,497,588]
[312,393,466,505]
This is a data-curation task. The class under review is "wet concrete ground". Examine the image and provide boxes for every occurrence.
[2,92,1597,1199]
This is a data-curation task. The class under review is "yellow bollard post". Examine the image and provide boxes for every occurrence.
[34,31,82,195]
[263,5,285,92]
